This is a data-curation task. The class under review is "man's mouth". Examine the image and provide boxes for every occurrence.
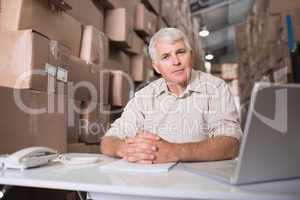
[173,69,184,73]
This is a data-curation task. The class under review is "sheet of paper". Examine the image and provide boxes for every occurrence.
[99,159,177,173]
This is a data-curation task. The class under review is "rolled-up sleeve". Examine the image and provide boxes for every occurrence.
[104,97,144,140]
[207,81,243,141]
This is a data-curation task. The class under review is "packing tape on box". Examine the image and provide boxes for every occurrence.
[45,63,57,77]
[57,67,68,82]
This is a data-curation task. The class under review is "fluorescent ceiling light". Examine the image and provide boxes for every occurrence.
[199,27,210,37]
[205,54,214,61]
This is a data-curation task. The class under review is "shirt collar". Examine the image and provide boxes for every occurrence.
[186,69,204,93]
[154,78,169,97]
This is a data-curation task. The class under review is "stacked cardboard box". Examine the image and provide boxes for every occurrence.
[161,0,177,27]
[64,0,104,31]
[104,8,134,48]
[141,0,160,15]
[235,0,297,127]
[220,62,241,118]
[160,0,204,71]
[134,2,157,37]
[74,102,111,146]
[191,17,205,70]
[80,25,109,68]
[0,0,110,154]
[0,0,202,153]
[0,0,82,56]
[131,52,152,81]
[0,87,67,153]
[221,63,239,80]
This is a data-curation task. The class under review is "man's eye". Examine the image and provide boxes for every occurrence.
[162,55,169,60]
[177,50,186,54]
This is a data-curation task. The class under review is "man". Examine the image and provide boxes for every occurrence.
[101,28,242,164]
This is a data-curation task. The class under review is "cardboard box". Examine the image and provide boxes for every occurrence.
[280,10,300,42]
[110,70,132,107]
[106,0,139,18]
[158,18,168,29]
[92,0,114,9]
[269,43,286,66]
[0,87,67,154]
[125,32,145,54]
[98,70,110,105]
[80,25,109,69]
[272,65,292,83]
[0,30,70,93]
[78,102,100,144]
[221,63,239,80]
[0,31,101,99]
[130,53,151,81]
[161,0,176,27]
[269,0,300,14]
[235,24,246,52]
[141,0,160,14]
[77,102,111,144]
[105,0,126,8]
[253,0,269,14]
[104,8,133,48]
[99,104,111,131]
[68,56,98,102]
[64,0,104,31]
[266,15,281,43]
[67,100,82,143]
[134,3,157,36]
[105,48,131,72]
[0,0,82,56]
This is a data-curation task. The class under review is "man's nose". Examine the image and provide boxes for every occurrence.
[171,55,181,66]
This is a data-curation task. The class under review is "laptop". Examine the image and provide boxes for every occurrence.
[182,82,300,185]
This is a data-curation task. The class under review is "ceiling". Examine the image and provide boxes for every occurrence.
[190,0,254,64]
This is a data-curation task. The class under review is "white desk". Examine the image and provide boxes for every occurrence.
[0,153,300,200]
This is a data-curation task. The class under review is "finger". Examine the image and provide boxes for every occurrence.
[135,152,155,161]
[126,145,137,154]
[134,137,156,146]
[135,142,156,151]
[125,137,135,144]
[124,155,136,162]
[137,160,153,164]
[129,140,156,152]
[138,132,160,140]
[127,145,156,155]
[126,154,154,162]
[125,156,138,162]
[126,138,157,155]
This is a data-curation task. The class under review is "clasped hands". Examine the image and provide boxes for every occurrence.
[117,131,178,164]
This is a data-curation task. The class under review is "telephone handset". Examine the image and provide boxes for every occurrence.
[3,146,59,170]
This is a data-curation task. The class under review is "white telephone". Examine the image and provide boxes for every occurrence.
[3,146,59,170]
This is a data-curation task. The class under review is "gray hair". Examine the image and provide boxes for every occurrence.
[148,28,192,61]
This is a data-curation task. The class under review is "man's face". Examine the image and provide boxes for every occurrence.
[153,40,193,85]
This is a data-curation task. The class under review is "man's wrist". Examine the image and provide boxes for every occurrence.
[116,139,126,158]
[172,143,181,162]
